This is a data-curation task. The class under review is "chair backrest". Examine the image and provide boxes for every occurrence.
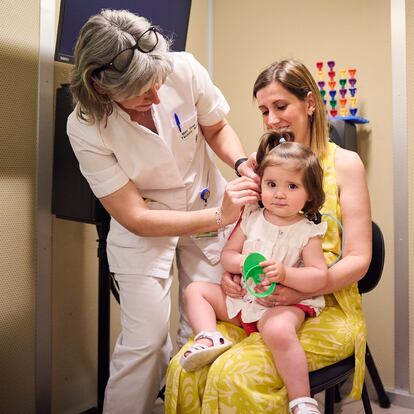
[357,221,385,294]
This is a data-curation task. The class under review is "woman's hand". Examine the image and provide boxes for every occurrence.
[237,152,260,183]
[220,177,260,225]
[221,271,246,299]
[254,284,306,307]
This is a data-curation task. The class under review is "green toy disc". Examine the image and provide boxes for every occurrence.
[243,252,276,298]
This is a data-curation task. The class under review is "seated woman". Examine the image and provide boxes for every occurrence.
[165,58,372,414]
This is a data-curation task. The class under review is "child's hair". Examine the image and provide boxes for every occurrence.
[256,131,325,218]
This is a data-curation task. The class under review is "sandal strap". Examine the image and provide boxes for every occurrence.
[194,330,228,347]
[289,397,319,413]
[187,344,209,352]
[183,343,209,358]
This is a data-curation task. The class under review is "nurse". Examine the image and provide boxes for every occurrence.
[67,9,259,414]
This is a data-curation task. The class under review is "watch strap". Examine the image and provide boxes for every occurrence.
[234,157,248,177]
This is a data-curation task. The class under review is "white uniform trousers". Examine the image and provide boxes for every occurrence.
[103,235,225,414]
[103,273,172,414]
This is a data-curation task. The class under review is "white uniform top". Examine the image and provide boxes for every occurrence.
[227,205,327,323]
[67,52,229,277]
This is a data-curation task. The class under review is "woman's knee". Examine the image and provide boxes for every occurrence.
[207,338,286,396]
[122,316,170,350]
[113,332,171,377]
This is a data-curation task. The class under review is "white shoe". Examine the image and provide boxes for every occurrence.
[179,330,233,372]
[289,397,321,414]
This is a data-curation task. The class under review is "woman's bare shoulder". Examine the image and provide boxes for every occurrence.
[334,146,365,177]
[334,147,367,192]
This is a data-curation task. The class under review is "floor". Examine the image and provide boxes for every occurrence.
[336,400,412,413]
[314,380,414,413]
[315,395,414,413]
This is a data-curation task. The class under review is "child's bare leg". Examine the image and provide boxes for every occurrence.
[180,281,239,371]
[183,281,239,347]
[258,306,309,400]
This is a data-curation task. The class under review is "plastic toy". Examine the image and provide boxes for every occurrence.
[243,252,276,298]
[315,61,368,124]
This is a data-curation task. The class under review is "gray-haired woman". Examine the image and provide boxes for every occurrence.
[67,8,259,414]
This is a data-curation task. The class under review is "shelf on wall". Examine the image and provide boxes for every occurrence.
[328,116,369,124]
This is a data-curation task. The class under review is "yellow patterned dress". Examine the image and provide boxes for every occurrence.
[165,142,367,414]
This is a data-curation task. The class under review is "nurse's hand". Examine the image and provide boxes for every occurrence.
[255,284,307,307]
[221,271,246,298]
[220,176,260,225]
[237,152,260,183]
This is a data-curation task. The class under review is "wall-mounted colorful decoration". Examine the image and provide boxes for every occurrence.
[315,61,368,124]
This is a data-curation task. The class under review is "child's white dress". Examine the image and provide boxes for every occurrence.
[226,205,327,323]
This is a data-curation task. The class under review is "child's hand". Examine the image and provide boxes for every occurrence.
[260,259,286,285]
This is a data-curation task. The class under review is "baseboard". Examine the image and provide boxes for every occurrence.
[386,388,414,409]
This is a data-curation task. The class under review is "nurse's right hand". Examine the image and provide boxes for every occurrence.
[220,176,260,225]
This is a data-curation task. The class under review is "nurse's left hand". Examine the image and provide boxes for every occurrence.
[221,177,260,225]
[221,271,245,299]
[237,152,260,183]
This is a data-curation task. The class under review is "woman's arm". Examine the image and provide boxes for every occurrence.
[201,120,258,180]
[318,148,372,294]
[100,178,259,237]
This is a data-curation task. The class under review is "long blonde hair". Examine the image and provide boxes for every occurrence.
[253,59,329,158]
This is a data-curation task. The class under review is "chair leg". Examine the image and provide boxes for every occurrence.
[324,387,335,414]
[334,384,342,403]
[365,344,391,408]
[361,382,373,414]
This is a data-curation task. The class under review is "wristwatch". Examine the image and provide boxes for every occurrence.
[234,157,248,177]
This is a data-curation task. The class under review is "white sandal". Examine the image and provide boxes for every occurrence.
[289,397,321,414]
[180,330,233,372]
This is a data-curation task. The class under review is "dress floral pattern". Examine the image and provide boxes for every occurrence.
[165,142,367,413]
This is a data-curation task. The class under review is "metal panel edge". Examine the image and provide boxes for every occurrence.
[391,0,409,391]
[36,0,55,412]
